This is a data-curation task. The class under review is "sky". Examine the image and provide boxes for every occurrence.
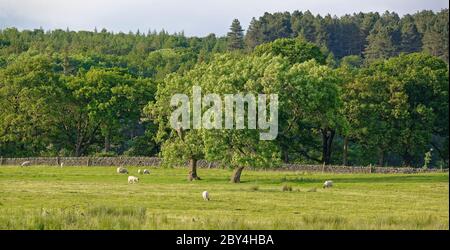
[0,0,448,37]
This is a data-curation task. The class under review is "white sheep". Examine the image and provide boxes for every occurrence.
[202,191,210,201]
[128,176,139,184]
[60,162,64,168]
[138,169,142,174]
[323,180,333,188]
[21,161,31,167]
[143,169,150,174]
[117,167,128,174]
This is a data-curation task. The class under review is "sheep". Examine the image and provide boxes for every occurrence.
[138,169,142,174]
[128,176,139,184]
[202,191,210,201]
[323,180,333,188]
[116,167,128,174]
[60,162,64,168]
[143,169,150,174]
[21,161,31,167]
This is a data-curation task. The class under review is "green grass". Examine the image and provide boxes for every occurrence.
[0,166,448,230]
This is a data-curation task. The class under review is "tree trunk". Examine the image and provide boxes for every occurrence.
[343,136,349,166]
[104,134,110,152]
[187,159,201,181]
[75,141,82,157]
[321,129,335,165]
[283,150,289,163]
[230,167,245,183]
[378,149,384,167]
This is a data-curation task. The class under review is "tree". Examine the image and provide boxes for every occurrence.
[381,53,448,166]
[399,15,422,53]
[244,12,292,51]
[254,38,341,165]
[254,38,326,65]
[344,53,448,166]
[144,68,206,180]
[282,60,344,165]
[199,54,283,182]
[422,9,449,63]
[227,19,244,51]
[364,21,400,63]
[0,53,61,156]
[62,67,154,156]
[244,18,264,50]
[146,53,284,182]
[342,72,399,166]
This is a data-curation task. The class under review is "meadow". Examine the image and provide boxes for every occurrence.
[0,166,448,230]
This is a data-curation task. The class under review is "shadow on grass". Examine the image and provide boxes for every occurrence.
[241,174,448,185]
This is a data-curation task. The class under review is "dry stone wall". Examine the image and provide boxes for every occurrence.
[0,156,446,174]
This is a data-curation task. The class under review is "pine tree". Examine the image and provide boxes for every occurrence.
[245,17,263,50]
[399,15,422,53]
[422,9,449,63]
[364,22,400,63]
[227,19,244,51]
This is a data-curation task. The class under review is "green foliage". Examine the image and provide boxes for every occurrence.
[343,53,449,166]
[423,149,433,169]
[244,9,448,63]
[0,9,448,168]
[340,55,363,69]
[254,38,326,65]
[0,53,61,156]
[198,54,283,169]
[279,60,344,164]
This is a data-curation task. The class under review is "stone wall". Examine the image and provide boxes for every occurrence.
[0,156,162,167]
[0,156,447,174]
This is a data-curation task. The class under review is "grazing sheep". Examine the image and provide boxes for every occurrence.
[60,162,64,168]
[143,169,150,174]
[202,191,210,201]
[128,176,139,184]
[323,180,333,188]
[21,161,31,167]
[117,167,128,174]
[138,169,142,174]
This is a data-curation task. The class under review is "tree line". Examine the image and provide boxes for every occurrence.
[243,9,448,63]
[0,10,448,179]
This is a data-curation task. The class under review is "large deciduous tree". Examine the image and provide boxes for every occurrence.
[0,53,61,156]
[343,53,448,166]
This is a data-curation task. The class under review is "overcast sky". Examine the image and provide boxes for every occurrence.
[0,0,448,36]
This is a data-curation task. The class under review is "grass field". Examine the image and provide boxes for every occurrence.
[0,166,448,230]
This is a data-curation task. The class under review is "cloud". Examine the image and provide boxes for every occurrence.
[0,0,448,36]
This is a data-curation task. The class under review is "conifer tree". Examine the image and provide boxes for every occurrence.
[227,19,244,51]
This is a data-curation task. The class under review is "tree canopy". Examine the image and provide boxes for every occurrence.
[0,9,448,172]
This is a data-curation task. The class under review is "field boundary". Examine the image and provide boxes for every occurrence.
[0,156,447,174]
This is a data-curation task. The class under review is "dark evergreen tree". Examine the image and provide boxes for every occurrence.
[364,21,400,63]
[399,15,422,53]
[244,17,263,50]
[227,19,244,51]
[422,9,449,63]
